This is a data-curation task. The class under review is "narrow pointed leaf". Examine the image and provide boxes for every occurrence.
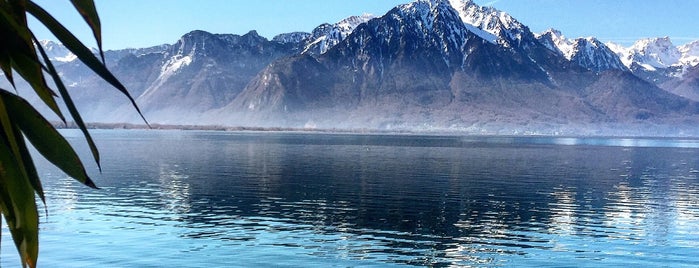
[0,53,16,88]
[0,6,33,46]
[0,7,65,122]
[33,34,102,171]
[11,123,46,205]
[0,64,15,89]
[10,51,66,122]
[0,142,40,268]
[26,1,149,126]
[0,96,40,268]
[0,90,97,189]
[69,0,104,62]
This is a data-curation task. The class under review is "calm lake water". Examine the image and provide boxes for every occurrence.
[3,130,699,267]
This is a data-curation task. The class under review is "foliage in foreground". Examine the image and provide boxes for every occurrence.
[0,0,144,266]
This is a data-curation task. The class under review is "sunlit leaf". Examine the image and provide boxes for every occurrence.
[0,90,97,189]
[33,34,102,171]
[26,1,149,126]
[69,0,104,62]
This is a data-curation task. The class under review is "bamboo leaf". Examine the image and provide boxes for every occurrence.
[11,123,46,205]
[69,0,104,62]
[0,5,34,47]
[33,34,102,172]
[0,6,66,122]
[0,94,40,268]
[0,90,97,189]
[10,51,66,122]
[0,59,15,89]
[26,1,149,126]
[0,143,40,268]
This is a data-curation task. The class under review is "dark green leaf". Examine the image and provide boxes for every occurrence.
[9,120,46,206]
[0,59,15,89]
[9,51,66,122]
[69,0,104,62]
[33,34,102,171]
[0,94,40,268]
[0,145,40,268]
[0,90,97,189]
[26,1,149,126]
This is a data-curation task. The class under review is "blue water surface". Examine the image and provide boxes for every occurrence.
[2,130,699,267]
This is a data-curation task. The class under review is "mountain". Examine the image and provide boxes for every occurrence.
[14,0,699,135]
[299,13,376,55]
[30,30,298,123]
[219,0,697,134]
[536,29,627,72]
[608,38,699,101]
[37,40,78,62]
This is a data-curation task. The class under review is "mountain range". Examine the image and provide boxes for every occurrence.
[5,0,699,135]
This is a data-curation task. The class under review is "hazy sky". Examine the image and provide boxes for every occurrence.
[31,0,699,50]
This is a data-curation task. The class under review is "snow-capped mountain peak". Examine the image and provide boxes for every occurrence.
[447,0,528,47]
[302,13,376,55]
[536,29,626,72]
[629,37,681,70]
[38,40,78,62]
[606,37,696,74]
[536,28,575,59]
[679,40,699,67]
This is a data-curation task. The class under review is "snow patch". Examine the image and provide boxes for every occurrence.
[160,55,192,78]
[606,37,699,74]
[447,0,527,46]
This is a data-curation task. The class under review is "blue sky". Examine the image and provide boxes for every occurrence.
[31,0,699,50]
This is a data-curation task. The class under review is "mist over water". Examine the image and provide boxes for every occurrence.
[3,130,699,267]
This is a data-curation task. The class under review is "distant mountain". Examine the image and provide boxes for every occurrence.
[220,0,696,134]
[608,38,699,101]
[37,40,78,62]
[299,13,376,55]
[16,0,699,135]
[536,29,627,72]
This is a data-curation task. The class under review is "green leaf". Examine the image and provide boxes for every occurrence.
[26,1,149,126]
[69,0,104,62]
[0,6,66,122]
[9,119,45,205]
[0,93,40,268]
[9,50,66,122]
[0,52,16,88]
[0,90,97,189]
[33,34,102,172]
[0,143,40,268]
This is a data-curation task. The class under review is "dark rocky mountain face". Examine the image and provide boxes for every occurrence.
[221,0,697,134]
[660,65,699,101]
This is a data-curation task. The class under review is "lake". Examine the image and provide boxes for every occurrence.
[2,130,699,267]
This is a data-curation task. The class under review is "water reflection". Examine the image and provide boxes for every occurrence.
[18,131,699,267]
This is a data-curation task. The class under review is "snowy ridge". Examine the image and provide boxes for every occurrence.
[537,29,625,72]
[536,29,575,59]
[607,37,698,75]
[447,0,527,47]
[302,13,375,55]
[38,40,78,62]
[678,40,699,67]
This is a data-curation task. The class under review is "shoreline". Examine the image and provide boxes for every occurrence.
[52,121,699,139]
